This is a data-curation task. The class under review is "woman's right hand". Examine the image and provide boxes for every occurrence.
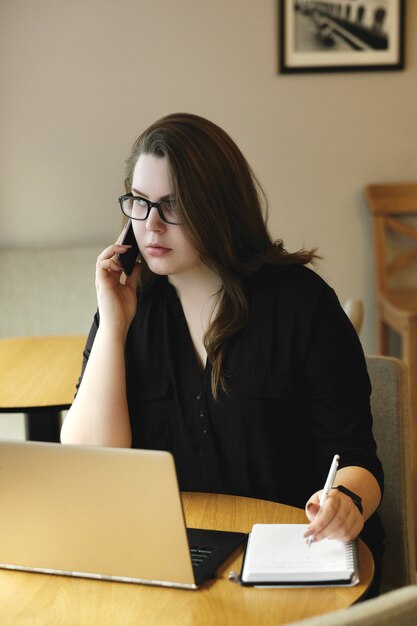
[62,243,139,447]
[95,243,142,336]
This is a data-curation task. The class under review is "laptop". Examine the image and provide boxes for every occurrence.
[0,441,246,589]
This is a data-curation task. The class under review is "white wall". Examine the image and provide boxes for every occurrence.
[1,0,416,353]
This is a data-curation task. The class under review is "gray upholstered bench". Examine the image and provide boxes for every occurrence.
[0,245,104,338]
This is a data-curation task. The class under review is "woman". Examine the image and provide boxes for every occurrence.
[61,113,384,594]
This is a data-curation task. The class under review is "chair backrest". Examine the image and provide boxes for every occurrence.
[365,355,416,592]
[364,182,417,295]
[288,585,417,626]
[343,298,364,334]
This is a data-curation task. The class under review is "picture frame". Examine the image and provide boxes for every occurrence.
[279,1,405,74]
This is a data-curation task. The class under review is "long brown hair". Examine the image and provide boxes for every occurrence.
[125,113,317,397]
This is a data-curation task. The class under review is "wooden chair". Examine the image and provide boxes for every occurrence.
[364,182,417,553]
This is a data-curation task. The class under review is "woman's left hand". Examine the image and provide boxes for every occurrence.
[304,488,364,543]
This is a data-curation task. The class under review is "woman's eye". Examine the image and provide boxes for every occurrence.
[165,200,177,212]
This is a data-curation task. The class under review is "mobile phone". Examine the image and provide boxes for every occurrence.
[117,220,140,275]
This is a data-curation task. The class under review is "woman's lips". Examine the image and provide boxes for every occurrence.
[146,244,171,257]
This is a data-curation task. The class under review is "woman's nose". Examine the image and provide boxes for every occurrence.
[145,206,165,231]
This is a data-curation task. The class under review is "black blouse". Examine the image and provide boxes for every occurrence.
[79,264,385,596]
[79,264,383,510]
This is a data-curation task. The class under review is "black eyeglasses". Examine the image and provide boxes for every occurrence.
[118,194,182,225]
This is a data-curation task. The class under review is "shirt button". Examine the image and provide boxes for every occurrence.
[196,393,202,400]
[199,410,205,418]
[203,429,208,434]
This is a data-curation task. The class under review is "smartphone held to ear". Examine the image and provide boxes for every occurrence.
[117,220,140,275]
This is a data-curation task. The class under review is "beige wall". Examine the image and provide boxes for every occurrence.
[1,0,416,353]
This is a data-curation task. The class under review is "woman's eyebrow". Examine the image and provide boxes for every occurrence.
[131,187,172,201]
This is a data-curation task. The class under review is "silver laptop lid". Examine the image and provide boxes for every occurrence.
[0,441,196,588]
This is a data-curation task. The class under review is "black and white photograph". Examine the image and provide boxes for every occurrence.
[279,0,405,73]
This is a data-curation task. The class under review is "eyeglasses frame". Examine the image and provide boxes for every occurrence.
[118,193,182,225]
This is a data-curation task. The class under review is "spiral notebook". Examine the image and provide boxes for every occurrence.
[240,524,359,587]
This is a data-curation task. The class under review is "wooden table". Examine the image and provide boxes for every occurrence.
[0,492,373,626]
[0,336,86,441]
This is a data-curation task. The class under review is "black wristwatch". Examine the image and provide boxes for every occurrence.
[332,485,363,514]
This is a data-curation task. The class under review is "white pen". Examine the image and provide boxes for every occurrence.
[307,453,340,547]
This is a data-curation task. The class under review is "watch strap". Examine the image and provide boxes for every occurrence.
[332,485,363,514]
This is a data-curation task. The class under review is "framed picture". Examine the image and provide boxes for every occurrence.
[279,1,405,73]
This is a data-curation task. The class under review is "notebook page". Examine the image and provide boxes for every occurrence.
[241,524,355,583]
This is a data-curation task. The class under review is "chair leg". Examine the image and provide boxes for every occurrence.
[401,324,417,562]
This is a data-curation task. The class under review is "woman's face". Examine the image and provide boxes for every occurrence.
[131,153,203,278]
